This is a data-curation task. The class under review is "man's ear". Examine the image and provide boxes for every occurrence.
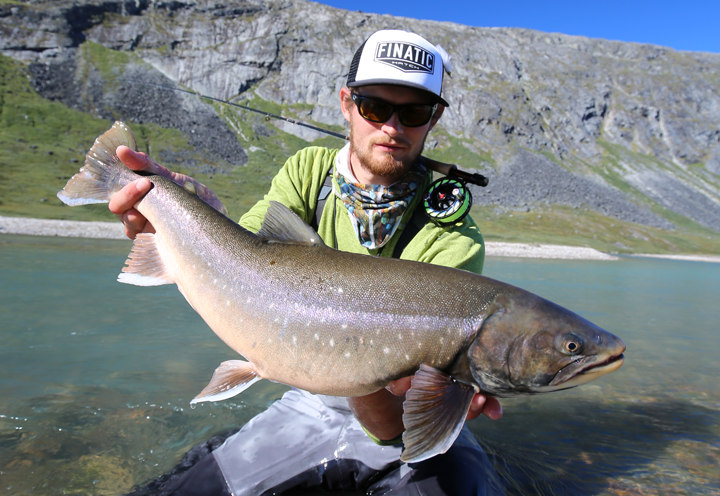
[340,87,353,123]
[427,105,445,132]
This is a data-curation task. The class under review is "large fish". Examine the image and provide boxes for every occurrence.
[58,122,625,463]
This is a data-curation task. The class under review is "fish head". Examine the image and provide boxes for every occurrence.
[466,290,625,397]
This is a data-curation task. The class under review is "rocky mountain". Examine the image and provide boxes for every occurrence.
[2,0,720,232]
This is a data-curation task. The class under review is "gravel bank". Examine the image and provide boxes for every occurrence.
[1,215,622,260]
[633,254,720,264]
[0,216,126,240]
[484,242,619,261]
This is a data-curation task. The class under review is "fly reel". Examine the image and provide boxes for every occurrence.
[423,177,472,225]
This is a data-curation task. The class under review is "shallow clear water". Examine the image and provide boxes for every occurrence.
[1,234,718,495]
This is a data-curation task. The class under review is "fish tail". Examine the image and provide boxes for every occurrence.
[57,121,139,206]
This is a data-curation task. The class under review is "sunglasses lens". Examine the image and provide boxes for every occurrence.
[358,98,393,123]
[353,94,435,127]
[399,106,434,127]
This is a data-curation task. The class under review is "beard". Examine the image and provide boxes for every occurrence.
[349,121,426,180]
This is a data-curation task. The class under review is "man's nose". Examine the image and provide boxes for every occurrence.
[381,111,404,135]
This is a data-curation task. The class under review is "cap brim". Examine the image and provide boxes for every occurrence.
[348,79,449,107]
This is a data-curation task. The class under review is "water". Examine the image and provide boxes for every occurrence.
[1,234,718,495]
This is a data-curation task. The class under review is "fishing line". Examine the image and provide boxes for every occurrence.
[128,80,349,140]
[128,80,489,224]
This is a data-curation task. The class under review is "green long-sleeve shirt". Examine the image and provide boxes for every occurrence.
[239,147,485,274]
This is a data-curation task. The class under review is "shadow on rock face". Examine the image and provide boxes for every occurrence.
[29,50,248,174]
[470,149,675,230]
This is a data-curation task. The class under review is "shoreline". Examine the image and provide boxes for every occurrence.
[2,215,718,263]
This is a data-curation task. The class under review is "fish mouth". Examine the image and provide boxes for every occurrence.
[548,352,625,389]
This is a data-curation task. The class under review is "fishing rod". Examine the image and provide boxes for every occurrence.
[131,80,489,224]
[133,81,350,140]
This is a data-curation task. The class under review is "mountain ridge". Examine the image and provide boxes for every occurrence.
[2,0,720,237]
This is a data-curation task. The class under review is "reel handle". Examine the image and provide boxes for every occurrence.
[424,157,489,187]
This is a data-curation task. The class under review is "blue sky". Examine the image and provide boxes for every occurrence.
[315,0,720,54]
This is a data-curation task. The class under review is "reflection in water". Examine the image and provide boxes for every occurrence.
[1,235,719,495]
[473,398,720,495]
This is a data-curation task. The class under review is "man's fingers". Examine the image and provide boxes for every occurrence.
[467,395,503,421]
[117,146,158,173]
[108,178,153,215]
[483,397,502,420]
[122,208,155,238]
[385,376,413,396]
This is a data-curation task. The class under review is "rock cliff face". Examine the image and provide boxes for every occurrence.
[3,0,720,231]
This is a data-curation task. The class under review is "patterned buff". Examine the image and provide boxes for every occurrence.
[334,162,427,249]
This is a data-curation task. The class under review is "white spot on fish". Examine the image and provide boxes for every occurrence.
[344,352,351,358]
[314,334,319,340]
[397,334,402,340]
[383,348,389,354]
[213,279,217,284]
[274,318,279,323]
[418,343,422,348]
[359,338,364,344]
[370,339,374,346]
[269,303,274,309]
[342,324,347,329]
[440,338,444,344]
[307,322,311,327]
[405,354,409,360]
[338,288,343,293]
[223,285,226,290]
[292,336,297,344]
[329,339,334,347]
[226,300,230,306]
[268,338,272,343]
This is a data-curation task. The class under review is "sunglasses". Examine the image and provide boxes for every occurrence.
[351,93,438,127]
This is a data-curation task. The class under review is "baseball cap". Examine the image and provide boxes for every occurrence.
[347,30,452,107]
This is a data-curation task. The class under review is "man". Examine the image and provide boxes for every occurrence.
[113,30,505,495]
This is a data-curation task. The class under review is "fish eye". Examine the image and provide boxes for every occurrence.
[562,335,583,355]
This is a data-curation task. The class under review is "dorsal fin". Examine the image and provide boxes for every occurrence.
[256,201,326,247]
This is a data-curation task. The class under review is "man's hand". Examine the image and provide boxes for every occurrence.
[348,375,502,443]
[109,146,227,239]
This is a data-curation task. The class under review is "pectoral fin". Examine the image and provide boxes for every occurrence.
[401,364,475,463]
[191,360,261,405]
